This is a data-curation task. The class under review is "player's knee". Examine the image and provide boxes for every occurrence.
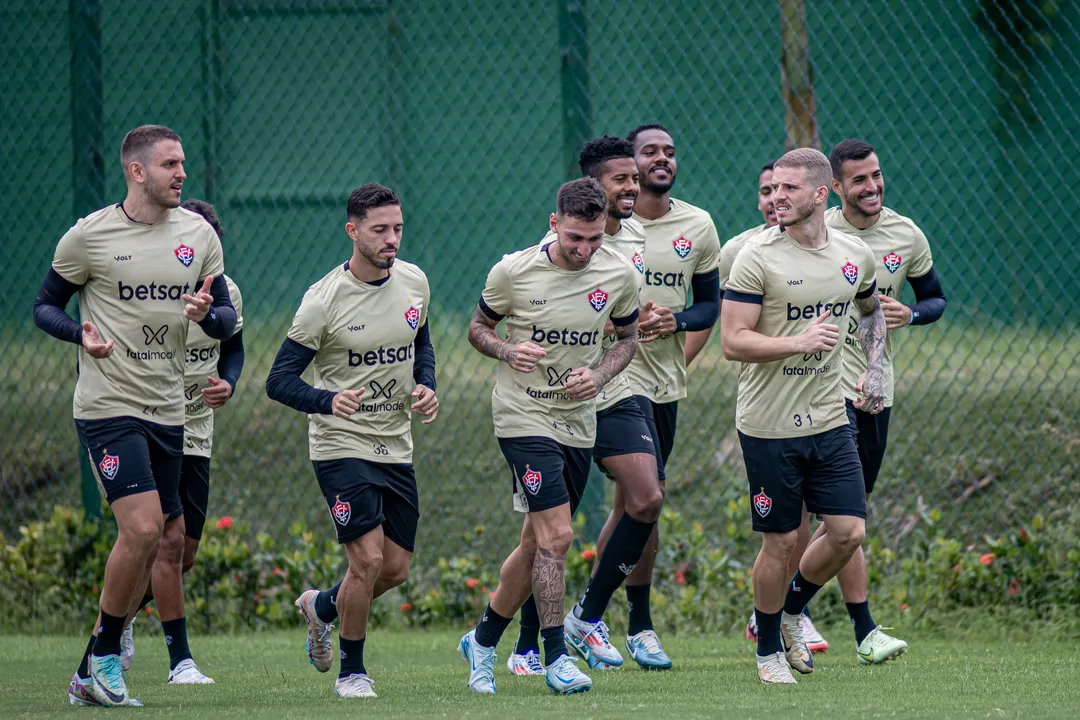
[380,559,411,590]
[761,529,799,561]
[626,486,664,522]
[538,524,574,556]
[121,514,164,549]
[830,521,865,555]
[347,547,384,581]
[158,526,185,565]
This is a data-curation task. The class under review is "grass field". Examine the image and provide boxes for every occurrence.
[2,627,1077,718]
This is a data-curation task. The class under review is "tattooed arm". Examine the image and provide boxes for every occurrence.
[564,319,639,401]
[532,547,568,628]
[467,305,547,373]
[853,293,887,414]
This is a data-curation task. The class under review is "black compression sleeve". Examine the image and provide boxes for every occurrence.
[216,329,245,390]
[672,269,720,332]
[907,268,947,326]
[412,322,437,392]
[265,338,336,415]
[196,275,238,340]
[33,269,84,345]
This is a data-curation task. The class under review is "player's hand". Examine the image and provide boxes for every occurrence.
[563,367,599,400]
[506,342,546,373]
[201,376,233,409]
[332,388,365,419]
[854,368,886,415]
[798,309,839,354]
[410,384,439,424]
[81,321,114,359]
[603,319,615,338]
[638,301,676,336]
[878,294,911,330]
[182,276,215,323]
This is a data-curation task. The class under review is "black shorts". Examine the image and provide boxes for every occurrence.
[312,458,419,551]
[738,425,866,533]
[845,400,892,495]
[632,396,678,481]
[180,455,211,541]
[76,416,184,520]
[594,398,657,472]
[498,436,592,514]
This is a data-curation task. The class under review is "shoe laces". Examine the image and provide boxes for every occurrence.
[783,615,808,649]
[551,655,583,677]
[759,652,792,679]
[97,656,125,691]
[523,651,544,674]
[866,626,895,647]
[316,621,333,647]
[799,613,822,640]
[596,620,612,644]
[476,644,497,679]
[635,630,664,655]
[341,673,374,692]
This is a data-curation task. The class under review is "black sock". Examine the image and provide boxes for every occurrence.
[338,636,366,678]
[782,570,823,616]
[755,608,783,657]
[91,609,126,657]
[579,515,655,623]
[161,617,192,670]
[474,604,512,649]
[541,626,567,667]
[76,634,96,678]
[315,582,342,623]
[626,584,653,635]
[138,593,154,613]
[515,596,541,654]
[846,601,876,645]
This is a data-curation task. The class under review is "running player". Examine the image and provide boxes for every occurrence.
[721,148,887,684]
[34,124,237,707]
[266,184,438,699]
[459,177,640,695]
[506,137,662,674]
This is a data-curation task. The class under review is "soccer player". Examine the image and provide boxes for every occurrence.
[589,123,720,669]
[459,177,640,695]
[506,137,663,674]
[33,124,237,707]
[120,199,245,684]
[266,184,437,699]
[721,148,887,685]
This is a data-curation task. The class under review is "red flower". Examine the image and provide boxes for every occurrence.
[143,606,153,616]
[900,603,909,611]
[400,603,413,612]
[1018,528,1029,544]
[481,586,488,594]
[675,570,686,585]
[216,516,233,530]
[980,553,995,566]
[953,563,962,572]
[273,567,285,577]
[581,550,596,562]
[466,577,480,589]
[253,594,261,602]
[1008,579,1019,596]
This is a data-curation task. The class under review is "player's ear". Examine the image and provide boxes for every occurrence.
[831,178,842,195]
[549,212,558,234]
[345,221,359,241]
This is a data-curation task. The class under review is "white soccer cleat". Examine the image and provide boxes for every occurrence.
[626,629,673,670]
[507,649,545,675]
[168,658,216,684]
[781,611,814,674]
[459,629,497,694]
[87,654,132,707]
[334,673,377,698]
[120,621,135,671]
[857,626,908,665]
[295,589,334,673]
[801,613,829,653]
[564,609,624,668]
[68,674,102,706]
[757,651,797,684]
[545,654,592,695]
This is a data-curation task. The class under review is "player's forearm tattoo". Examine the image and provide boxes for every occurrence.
[532,547,567,628]
[591,320,639,389]
[468,306,514,363]
[854,295,886,370]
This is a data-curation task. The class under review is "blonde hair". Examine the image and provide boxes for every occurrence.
[774,147,832,189]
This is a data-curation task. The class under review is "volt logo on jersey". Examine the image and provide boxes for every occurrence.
[841,261,859,285]
[883,251,902,274]
[332,495,351,525]
[631,251,644,273]
[522,466,542,495]
[175,244,195,267]
[99,453,120,481]
[753,487,772,517]
[672,235,692,259]
[404,306,421,330]
[587,288,608,312]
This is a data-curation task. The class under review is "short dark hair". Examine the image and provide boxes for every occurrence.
[626,123,671,147]
[829,139,875,180]
[347,183,401,223]
[760,160,776,174]
[556,177,608,221]
[578,135,635,178]
[121,125,181,169]
[180,199,224,239]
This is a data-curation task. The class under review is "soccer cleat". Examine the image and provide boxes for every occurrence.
[120,621,135,671]
[856,626,908,665]
[87,654,131,707]
[295,589,334,673]
[168,658,216,684]
[757,652,797,684]
[564,609,624,669]
[507,649,545,675]
[544,655,592,695]
[780,612,814,674]
[459,629,497,694]
[334,673,377,698]
[745,611,758,641]
[68,674,102,707]
[801,613,829,654]
[626,630,673,670]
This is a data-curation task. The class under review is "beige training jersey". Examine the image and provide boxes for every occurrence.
[52,204,226,425]
[825,207,934,407]
[719,223,768,290]
[726,226,877,439]
[183,276,244,457]
[629,198,721,402]
[480,241,639,448]
[287,260,430,463]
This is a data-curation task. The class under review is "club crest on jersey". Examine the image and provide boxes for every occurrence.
[587,288,609,313]
[672,235,692,259]
[174,244,195,267]
[841,261,859,286]
[631,251,644,273]
[752,487,772,518]
[404,306,420,330]
[522,466,542,495]
[99,453,120,481]
[331,495,351,526]
[883,251,902,274]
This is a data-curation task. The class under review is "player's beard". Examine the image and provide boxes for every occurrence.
[783,196,817,226]
[358,242,395,270]
[846,186,884,219]
[145,172,181,210]
[609,194,635,220]
[641,168,675,195]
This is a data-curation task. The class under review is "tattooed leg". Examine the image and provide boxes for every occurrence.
[533,548,568,628]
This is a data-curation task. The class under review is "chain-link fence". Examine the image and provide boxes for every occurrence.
[3,1,1079,581]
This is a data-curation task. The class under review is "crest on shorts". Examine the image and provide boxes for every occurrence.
[404,305,420,330]
[587,288,608,313]
[331,495,351,526]
[841,261,859,285]
[672,235,692,259]
[882,251,902,274]
[175,244,195,267]
[631,251,644,274]
[752,487,772,518]
[522,466,542,495]
[99,452,120,481]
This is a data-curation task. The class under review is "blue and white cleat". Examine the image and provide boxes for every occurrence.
[507,649,545,675]
[295,589,334,673]
[545,654,592,695]
[87,654,133,707]
[120,621,135,671]
[68,674,102,707]
[626,630,673,670]
[564,609,624,669]
[459,629,497,694]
